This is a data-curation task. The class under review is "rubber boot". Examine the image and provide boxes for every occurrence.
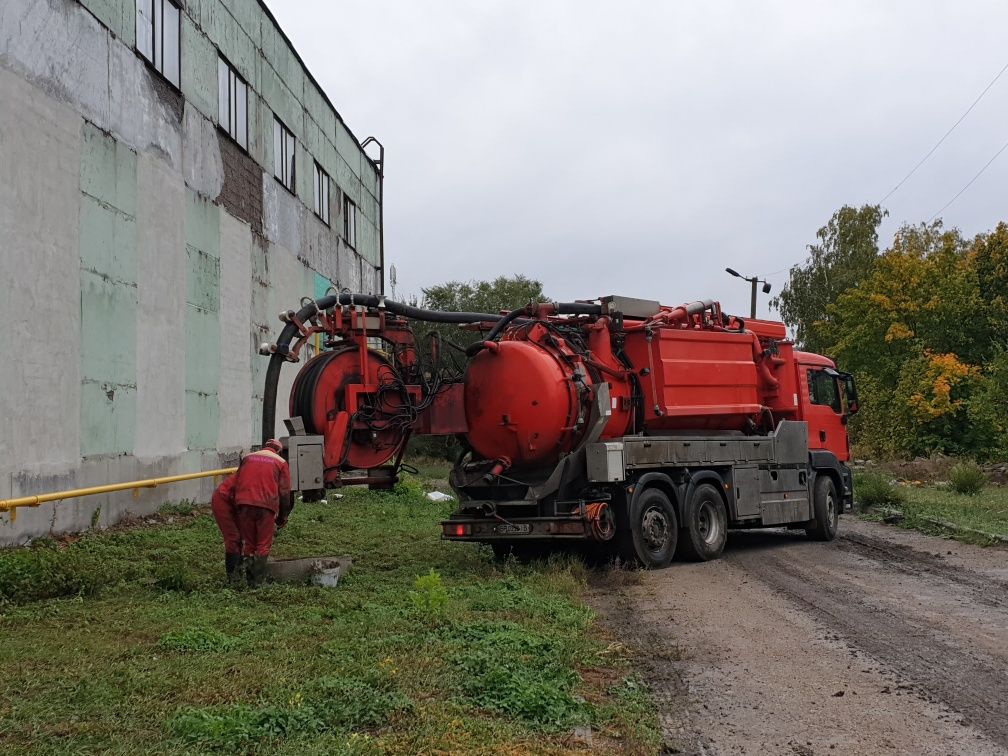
[225,553,243,588]
[247,555,269,588]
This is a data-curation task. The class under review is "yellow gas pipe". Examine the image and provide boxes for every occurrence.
[0,468,239,523]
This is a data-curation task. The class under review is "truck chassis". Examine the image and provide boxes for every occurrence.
[442,420,852,566]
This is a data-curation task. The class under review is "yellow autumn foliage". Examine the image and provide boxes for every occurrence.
[884,322,914,342]
[907,351,978,422]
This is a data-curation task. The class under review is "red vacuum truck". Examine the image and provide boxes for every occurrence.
[260,293,859,567]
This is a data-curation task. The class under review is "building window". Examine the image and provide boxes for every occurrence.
[217,56,248,150]
[343,196,357,248]
[136,0,180,88]
[273,117,296,192]
[313,162,330,225]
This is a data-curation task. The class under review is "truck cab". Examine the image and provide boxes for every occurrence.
[796,351,859,462]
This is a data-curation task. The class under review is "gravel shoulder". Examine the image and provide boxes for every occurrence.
[590,517,1008,755]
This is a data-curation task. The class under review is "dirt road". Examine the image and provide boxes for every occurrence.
[591,518,1008,755]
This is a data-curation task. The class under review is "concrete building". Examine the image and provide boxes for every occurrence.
[0,0,383,543]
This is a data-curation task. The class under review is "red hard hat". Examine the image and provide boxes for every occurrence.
[264,439,283,453]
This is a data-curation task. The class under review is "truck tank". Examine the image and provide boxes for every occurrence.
[460,298,795,472]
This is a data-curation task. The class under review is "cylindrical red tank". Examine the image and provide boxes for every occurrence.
[464,340,581,467]
[463,321,633,469]
[463,305,791,470]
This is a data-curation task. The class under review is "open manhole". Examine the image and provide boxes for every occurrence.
[264,556,352,587]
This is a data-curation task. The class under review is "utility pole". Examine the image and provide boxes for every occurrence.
[725,268,772,319]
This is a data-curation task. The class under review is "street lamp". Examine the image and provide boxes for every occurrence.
[725,268,772,319]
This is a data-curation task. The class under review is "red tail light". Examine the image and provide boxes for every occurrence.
[444,523,471,537]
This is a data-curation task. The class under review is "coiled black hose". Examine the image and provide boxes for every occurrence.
[261,293,507,443]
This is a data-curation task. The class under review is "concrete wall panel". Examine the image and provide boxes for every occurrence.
[183,103,225,201]
[250,233,271,443]
[80,0,134,45]
[263,174,302,253]
[0,0,111,130]
[0,65,82,473]
[218,211,253,451]
[180,13,218,122]
[135,153,187,459]
[184,190,221,450]
[108,42,184,171]
[78,123,138,458]
[267,243,311,438]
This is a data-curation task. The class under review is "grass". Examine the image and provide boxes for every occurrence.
[948,461,986,495]
[858,479,1008,545]
[0,472,660,755]
[853,472,906,508]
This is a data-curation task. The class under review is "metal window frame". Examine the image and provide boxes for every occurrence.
[343,196,357,248]
[273,116,296,192]
[136,0,180,89]
[313,161,330,226]
[217,54,248,150]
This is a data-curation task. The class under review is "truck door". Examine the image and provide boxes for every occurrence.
[801,366,848,460]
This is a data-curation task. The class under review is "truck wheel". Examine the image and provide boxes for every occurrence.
[806,475,839,541]
[623,488,678,568]
[677,483,728,561]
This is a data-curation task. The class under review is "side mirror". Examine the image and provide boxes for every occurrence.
[841,373,860,416]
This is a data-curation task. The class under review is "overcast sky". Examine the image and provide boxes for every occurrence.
[271,1,1008,319]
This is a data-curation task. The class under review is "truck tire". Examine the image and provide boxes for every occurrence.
[620,488,678,568]
[806,475,839,541]
[677,482,728,561]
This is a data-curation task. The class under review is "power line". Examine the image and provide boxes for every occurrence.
[879,60,1008,205]
[929,136,1008,221]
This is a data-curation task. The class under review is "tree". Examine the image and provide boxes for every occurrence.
[823,221,983,456]
[971,222,1008,347]
[408,275,546,460]
[773,204,887,353]
[419,274,546,351]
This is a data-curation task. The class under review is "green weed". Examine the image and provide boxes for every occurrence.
[159,626,241,653]
[855,471,906,509]
[169,676,410,748]
[443,620,590,730]
[949,461,986,495]
[0,543,101,604]
[605,676,663,752]
[409,568,449,616]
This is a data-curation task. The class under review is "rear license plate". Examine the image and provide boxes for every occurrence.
[496,523,531,535]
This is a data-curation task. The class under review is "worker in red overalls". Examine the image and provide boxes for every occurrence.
[233,439,293,587]
[211,472,243,586]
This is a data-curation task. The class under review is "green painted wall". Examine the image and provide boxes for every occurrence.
[185,189,221,450]
[80,0,135,46]
[79,123,138,457]
[314,271,333,301]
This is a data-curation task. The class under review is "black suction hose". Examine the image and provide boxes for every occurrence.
[465,301,603,357]
[261,293,508,443]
